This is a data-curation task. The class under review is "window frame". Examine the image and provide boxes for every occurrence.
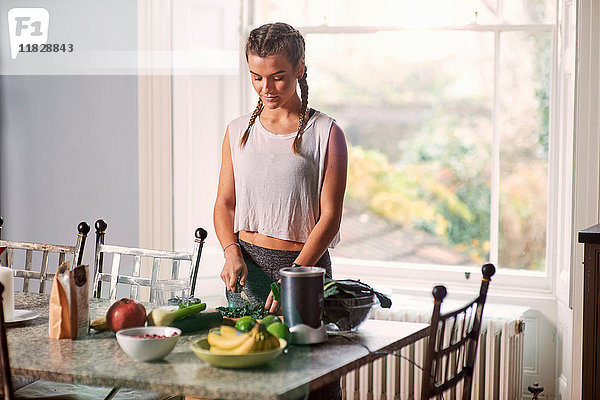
[241,19,560,293]
[164,1,570,299]
[140,0,595,308]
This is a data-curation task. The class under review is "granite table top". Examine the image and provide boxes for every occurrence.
[9,292,429,400]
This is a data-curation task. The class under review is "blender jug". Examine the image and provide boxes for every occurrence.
[280,266,328,344]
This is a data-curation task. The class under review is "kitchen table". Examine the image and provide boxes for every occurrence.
[9,292,429,399]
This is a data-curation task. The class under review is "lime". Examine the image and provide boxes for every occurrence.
[260,315,281,327]
[235,316,257,332]
[237,315,256,324]
[266,322,290,342]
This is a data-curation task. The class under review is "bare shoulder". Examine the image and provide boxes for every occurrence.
[328,121,348,156]
[329,121,346,139]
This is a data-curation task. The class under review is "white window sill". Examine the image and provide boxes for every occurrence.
[194,247,557,311]
[331,256,556,305]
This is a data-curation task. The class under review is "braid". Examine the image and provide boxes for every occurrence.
[293,66,309,155]
[240,99,264,148]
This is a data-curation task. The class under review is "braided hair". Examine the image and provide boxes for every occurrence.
[241,22,309,155]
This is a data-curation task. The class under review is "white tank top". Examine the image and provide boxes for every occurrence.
[228,109,341,248]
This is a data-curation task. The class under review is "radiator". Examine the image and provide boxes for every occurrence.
[341,307,525,400]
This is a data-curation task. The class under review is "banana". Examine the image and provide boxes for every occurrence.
[260,329,276,351]
[239,330,260,354]
[210,331,258,355]
[219,325,240,339]
[264,333,280,351]
[208,324,280,355]
[253,335,264,352]
[207,329,249,350]
[252,325,279,352]
[90,316,109,331]
[254,324,273,351]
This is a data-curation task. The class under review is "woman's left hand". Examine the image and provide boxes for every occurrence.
[264,290,280,314]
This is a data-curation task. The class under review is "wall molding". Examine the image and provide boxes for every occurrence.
[137,0,173,250]
[523,315,539,375]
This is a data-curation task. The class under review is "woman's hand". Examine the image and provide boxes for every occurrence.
[220,250,247,293]
[264,279,281,314]
[264,292,280,314]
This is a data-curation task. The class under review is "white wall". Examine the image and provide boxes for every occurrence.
[0,75,139,260]
[0,0,140,268]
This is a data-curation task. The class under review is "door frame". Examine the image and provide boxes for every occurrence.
[137,0,173,251]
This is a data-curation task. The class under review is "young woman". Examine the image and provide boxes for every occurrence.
[214,22,347,315]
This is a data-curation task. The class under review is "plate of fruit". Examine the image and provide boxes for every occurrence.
[191,319,288,369]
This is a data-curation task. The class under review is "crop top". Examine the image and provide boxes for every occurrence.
[228,109,341,248]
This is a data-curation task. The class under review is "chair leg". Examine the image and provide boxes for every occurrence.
[103,387,120,400]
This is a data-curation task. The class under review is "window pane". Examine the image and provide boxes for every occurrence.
[498,31,551,270]
[304,32,494,266]
[503,0,556,24]
[254,3,554,272]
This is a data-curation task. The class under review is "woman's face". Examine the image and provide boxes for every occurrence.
[247,53,304,110]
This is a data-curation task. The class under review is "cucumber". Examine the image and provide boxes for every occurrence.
[169,311,223,334]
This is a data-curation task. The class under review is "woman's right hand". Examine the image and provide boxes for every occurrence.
[220,250,248,292]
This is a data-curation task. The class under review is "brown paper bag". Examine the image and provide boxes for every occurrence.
[49,261,90,339]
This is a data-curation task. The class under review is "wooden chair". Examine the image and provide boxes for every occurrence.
[0,218,184,400]
[0,291,173,400]
[0,282,14,400]
[92,219,207,301]
[89,219,206,400]
[0,216,90,293]
[421,263,496,400]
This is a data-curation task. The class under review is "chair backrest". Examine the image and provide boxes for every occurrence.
[420,263,496,400]
[0,217,90,294]
[92,219,207,301]
[0,282,14,400]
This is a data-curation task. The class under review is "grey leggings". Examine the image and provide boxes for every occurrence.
[225,239,332,308]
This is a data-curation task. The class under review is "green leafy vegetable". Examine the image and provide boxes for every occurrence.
[270,281,281,301]
[216,303,269,319]
[177,298,202,309]
[323,278,392,308]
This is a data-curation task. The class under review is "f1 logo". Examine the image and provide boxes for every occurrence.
[7,8,49,60]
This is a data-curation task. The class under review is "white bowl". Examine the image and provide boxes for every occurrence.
[116,326,181,362]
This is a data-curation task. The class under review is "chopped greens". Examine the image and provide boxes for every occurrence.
[216,303,269,319]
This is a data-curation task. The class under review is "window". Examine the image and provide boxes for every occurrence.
[252,0,556,276]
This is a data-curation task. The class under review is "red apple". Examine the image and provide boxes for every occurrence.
[106,298,147,333]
